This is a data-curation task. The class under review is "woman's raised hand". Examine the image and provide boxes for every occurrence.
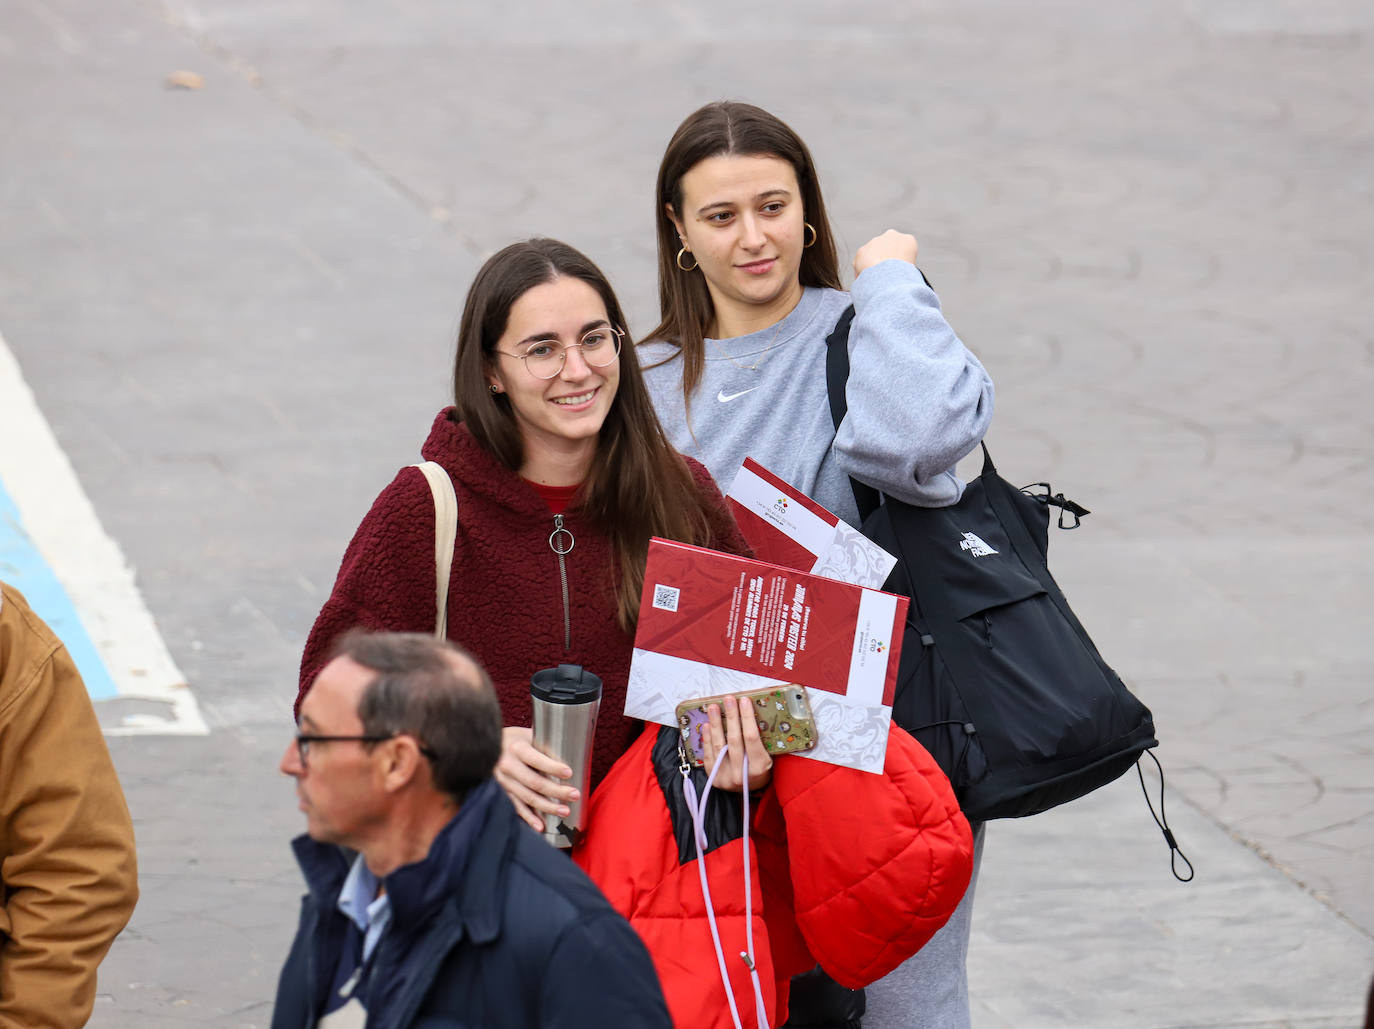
[494,726,579,832]
[699,696,774,793]
[854,229,919,276]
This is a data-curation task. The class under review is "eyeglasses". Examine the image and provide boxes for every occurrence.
[498,326,623,379]
[294,733,438,765]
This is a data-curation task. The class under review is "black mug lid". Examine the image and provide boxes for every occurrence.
[530,664,603,704]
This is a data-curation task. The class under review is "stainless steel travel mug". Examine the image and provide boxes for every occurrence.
[529,664,602,848]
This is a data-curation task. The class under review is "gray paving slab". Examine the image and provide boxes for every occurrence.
[971,777,1371,1027]
[0,0,1370,1025]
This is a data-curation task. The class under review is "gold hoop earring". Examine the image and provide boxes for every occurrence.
[803,222,817,249]
[676,247,698,272]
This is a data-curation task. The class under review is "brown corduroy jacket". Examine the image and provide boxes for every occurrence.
[0,582,138,1028]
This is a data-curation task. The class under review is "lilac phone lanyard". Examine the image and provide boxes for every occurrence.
[680,744,771,1029]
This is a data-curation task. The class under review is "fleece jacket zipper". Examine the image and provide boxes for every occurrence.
[549,514,574,651]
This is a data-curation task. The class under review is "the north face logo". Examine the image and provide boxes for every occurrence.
[959,532,998,557]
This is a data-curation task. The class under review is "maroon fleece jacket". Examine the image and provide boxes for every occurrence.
[297,408,749,788]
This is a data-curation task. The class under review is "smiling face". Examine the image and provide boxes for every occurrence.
[487,275,621,485]
[668,153,807,337]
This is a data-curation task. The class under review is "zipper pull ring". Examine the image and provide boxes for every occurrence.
[549,514,575,555]
[550,513,575,653]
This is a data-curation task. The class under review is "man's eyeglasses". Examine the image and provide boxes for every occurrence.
[294,733,438,765]
[498,326,623,380]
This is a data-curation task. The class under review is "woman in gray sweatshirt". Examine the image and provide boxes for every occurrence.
[638,101,995,1029]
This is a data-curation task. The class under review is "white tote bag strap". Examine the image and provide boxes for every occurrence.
[411,462,457,639]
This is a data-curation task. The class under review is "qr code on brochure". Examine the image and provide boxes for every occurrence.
[652,584,680,612]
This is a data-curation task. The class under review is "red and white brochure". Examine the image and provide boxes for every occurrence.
[726,458,897,590]
[626,538,908,774]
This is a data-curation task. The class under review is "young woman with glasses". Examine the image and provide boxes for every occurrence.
[296,237,755,830]
[638,102,995,1029]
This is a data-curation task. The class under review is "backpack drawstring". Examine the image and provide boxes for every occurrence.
[1137,750,1194,882]
[681,744,770,1029]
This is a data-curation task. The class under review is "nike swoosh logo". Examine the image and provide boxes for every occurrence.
[717,387,758,403]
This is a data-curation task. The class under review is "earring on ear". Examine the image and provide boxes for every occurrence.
[803,222,817,248]
[489,383,500,396]
[676,247,698,272]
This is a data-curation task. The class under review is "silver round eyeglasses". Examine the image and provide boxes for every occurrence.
[499,326,623,380]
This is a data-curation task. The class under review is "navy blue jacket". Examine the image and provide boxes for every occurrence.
[271,779,671,1028]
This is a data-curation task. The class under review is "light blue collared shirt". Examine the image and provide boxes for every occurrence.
[337,855,392,963]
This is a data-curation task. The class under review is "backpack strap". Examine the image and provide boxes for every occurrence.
[823,303,857,435]
[412,461,457,639]
[823,277,947,523]
[823,304,882,522]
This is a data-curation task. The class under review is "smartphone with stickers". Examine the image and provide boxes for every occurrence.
[675,685,818,767]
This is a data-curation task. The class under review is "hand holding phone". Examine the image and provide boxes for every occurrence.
[676,685,818,790]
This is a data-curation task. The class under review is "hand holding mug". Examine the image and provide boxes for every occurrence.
[494,726,580,832]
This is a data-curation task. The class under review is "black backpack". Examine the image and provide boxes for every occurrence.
[824,305,1161,824]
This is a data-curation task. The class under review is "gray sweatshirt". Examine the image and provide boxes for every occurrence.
[639,259,995,528]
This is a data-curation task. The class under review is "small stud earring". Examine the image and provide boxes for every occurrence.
[489,383,500,396]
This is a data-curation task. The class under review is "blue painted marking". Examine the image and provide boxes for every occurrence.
[0,478,119,700]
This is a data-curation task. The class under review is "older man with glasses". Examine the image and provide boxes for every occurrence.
[273,630,669,1028]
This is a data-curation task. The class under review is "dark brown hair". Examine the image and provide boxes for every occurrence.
[451,238,713,629]
[642,101,844,399]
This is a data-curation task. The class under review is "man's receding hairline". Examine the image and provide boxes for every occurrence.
[440,649,484,693]
[307,654,376,718]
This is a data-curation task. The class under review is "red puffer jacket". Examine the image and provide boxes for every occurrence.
[574,723,972,1028]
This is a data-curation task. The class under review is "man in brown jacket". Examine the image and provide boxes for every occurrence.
[0,581,138,1027]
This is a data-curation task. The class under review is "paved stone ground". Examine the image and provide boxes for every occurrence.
[1,0,1370,1025]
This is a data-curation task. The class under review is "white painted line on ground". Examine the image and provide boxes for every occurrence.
[0,330,207,735]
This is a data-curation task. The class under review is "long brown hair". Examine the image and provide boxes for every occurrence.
[642,101,844,400]
[452,238,713,630]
